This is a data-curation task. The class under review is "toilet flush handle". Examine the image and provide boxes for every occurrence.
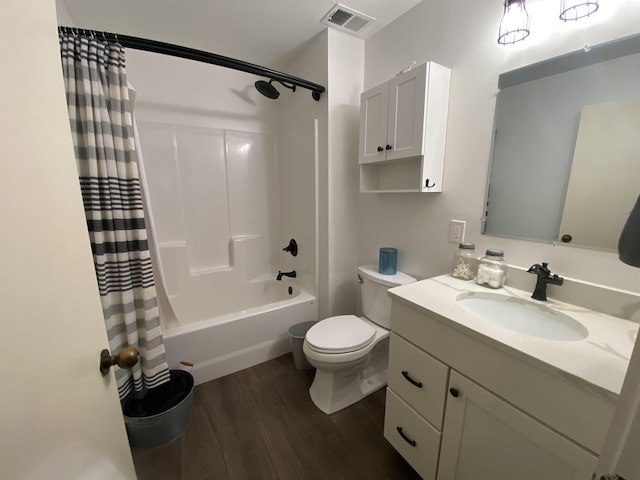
[357,274,363,284]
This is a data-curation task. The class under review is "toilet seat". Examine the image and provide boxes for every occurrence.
[305,315,375,354]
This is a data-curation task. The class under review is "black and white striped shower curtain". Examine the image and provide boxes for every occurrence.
[59,30,170,399]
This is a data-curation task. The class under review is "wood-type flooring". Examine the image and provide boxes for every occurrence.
[132,353,420,479]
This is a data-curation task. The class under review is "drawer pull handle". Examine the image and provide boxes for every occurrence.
[401,370,423,388]
[396,426,417,447]
[449,387,460,398]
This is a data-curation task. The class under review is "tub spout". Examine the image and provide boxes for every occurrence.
[277,270,296,281]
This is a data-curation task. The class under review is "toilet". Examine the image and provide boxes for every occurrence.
[303,264,416,414]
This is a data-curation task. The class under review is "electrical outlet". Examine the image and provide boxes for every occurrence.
[449,220,466,243]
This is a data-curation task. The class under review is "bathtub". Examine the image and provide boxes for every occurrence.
[161,279,317,385]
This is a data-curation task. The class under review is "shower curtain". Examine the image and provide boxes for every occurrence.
[59,30,170,399]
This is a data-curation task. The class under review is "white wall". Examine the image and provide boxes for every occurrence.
[361,0,640,293]
[280,32,329,316]
[280,30,365,318]
[126,49,278,132]
[55,0,73,24]
[327,30,365,315]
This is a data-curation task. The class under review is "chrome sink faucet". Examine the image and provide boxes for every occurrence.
[527,262,563,301]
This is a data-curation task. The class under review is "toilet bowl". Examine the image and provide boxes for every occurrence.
[303,265,416,414]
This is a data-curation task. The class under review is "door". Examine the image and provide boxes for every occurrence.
[359,82,389,164]
[437,372,596,480]
[596,329,640,480]
[0,1,137,478]
[386,63,427,161]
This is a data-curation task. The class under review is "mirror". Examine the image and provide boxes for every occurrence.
[483,34,640,252]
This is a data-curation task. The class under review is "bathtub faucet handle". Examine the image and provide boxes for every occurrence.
[277,270,297,281]
[282,239,298,256]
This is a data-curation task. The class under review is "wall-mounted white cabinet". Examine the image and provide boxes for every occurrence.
[359,62,451,193]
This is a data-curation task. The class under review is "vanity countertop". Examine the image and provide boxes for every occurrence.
[388,274,639,397]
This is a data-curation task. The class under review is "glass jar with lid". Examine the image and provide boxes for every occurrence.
[451,243,478,280]
[476,249,507,289]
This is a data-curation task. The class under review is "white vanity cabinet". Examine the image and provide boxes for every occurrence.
[384,299,609,480]
[358,62,451,193]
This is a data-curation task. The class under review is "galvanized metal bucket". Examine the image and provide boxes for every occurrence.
[123,369,194,449]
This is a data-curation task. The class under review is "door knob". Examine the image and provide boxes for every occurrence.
[100,346,139,376]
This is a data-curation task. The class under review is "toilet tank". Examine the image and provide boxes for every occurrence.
[358,265,416,328]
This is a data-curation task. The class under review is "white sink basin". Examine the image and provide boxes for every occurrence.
[456,292,589,341]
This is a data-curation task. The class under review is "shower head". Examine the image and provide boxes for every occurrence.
[255,79,279,99]
[255,79,296,100]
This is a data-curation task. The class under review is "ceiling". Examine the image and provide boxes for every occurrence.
[59,0,422,68]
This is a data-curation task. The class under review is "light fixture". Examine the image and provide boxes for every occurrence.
[559,0,599,21]
[498,0,531,45]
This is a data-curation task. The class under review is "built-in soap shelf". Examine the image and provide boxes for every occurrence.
[249,273,279,283]
[158,234,264,277]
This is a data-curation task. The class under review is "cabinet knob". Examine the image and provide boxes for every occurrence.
[377,146,384,152]
[449,387,460,398]
[385,144,392,150]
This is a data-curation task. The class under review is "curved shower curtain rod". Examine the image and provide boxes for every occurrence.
[58,26,326,101]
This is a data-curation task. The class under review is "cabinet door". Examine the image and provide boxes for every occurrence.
[386,63,427,161]
[359,83,389,164]
[438,371,597,480]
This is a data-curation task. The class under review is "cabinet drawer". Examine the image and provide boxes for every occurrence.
[388,333,449,430]
[384,388,441,480]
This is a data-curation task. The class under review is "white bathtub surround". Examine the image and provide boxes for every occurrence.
[134,120,317,286]
[137,125,282,281]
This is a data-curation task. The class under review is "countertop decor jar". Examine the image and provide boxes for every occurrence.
[451,243,478,280]
[476,249,507,289]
